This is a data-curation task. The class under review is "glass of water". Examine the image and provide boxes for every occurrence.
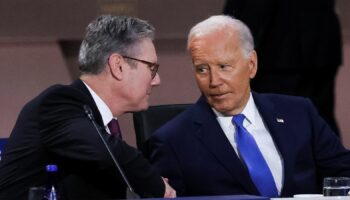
[323,177,350,196]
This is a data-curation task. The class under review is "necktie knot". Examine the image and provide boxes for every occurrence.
[108,119,122,138]
[232,114,245,128]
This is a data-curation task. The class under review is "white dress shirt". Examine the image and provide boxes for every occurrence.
[213,93,283,194]
[83,81,116,134]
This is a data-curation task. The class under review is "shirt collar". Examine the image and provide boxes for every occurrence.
[83,81,114,127]
[241,93,256,127]
[212,93,257,128]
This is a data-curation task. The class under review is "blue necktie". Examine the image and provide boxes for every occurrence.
[232,114,278,197]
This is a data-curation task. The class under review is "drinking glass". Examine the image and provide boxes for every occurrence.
[323,177,350,196]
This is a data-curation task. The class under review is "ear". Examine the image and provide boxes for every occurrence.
[108,53,124,80]
[248,50,258,79]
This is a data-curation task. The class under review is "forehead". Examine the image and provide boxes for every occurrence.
[190,30,242,62]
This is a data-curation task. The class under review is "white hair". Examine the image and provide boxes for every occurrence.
[187,15,254,58]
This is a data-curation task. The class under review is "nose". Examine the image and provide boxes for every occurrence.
[151,73,161,86]
[209,69,221,87]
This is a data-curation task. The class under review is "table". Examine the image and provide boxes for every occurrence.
[125,195,268,200]
[273,197,350,200]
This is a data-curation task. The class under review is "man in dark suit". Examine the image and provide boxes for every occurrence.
[0,15,176,200]
[149,15,350,197]
[223,0,342,136]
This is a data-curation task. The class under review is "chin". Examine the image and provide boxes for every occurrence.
[211,102,233,115]
[214,107,229,115]
[126,103,149,113]
[128,106,148,114]
[138,102,150,111]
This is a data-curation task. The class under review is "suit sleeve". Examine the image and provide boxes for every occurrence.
[37,87,165,197]
[149,133,187,196]
[305,99,350,177]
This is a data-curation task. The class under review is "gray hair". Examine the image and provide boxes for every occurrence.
[187,15,254,58]
[78,15,155,74]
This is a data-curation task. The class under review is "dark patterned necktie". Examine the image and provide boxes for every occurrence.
[232,114,278,197]
[108,119,122,139]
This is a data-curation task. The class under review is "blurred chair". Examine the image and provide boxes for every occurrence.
[133,104,191,157]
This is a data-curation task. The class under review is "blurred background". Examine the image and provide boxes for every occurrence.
[0,0,349,147]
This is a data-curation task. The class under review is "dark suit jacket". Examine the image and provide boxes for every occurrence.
[0,80,164,200]
[149,93,350,197]
[223,0,342,70]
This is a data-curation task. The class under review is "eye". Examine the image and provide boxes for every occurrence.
[219,64,232,71]
[195,65,209,74]
[148,64,156,72]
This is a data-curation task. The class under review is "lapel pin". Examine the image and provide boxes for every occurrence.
[276,118,284,123]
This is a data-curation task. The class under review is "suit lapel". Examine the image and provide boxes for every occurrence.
[252,92,295,196]
[191,97,259,195]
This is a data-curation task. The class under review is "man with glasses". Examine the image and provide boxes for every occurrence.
[0,15,176,200]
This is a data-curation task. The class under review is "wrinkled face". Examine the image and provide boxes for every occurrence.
[123,38,161,111]
[189,30,257,115]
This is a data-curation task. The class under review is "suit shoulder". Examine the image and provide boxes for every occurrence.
[259,93,313,106]
[20,82,91,119]
[30,82,91,106]
[152,105,195,140]
[255,92,319,118]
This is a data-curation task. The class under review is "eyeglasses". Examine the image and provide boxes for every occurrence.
[122,55,159,79]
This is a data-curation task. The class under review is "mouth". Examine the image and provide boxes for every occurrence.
[209,92,228,100]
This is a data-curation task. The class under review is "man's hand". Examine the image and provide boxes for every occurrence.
[162,177,176,198]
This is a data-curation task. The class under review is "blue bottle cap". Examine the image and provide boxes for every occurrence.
[46,164,58,172]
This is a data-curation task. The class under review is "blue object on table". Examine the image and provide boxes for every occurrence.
[0,138,8,161]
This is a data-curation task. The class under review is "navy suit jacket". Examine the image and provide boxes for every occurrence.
[149,93,350,197]
[0,80,164,200]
